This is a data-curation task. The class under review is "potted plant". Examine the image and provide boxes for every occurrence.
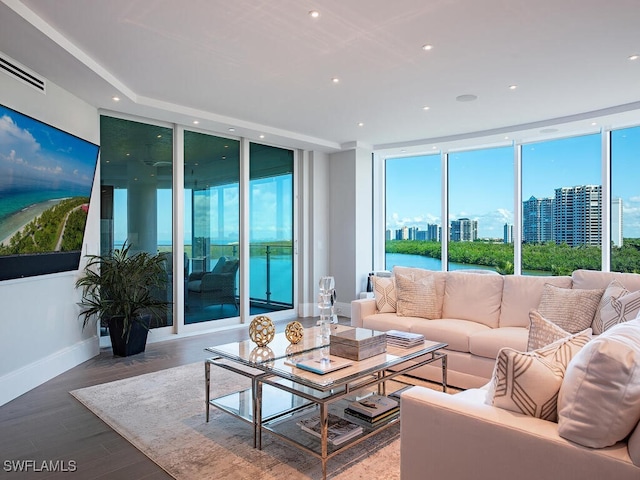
[76,242,171,357]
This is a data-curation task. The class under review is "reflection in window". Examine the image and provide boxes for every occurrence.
[448,147,514,273]
[249,143,294,313]
[183,131,240,323]
[522,134,601,274]
[611,126,640,272]
[385,155,441,270]
[99,116,174,331]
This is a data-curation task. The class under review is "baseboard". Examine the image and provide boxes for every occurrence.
[0,336,99,407]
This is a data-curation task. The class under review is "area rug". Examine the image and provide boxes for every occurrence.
[70,362,445,479]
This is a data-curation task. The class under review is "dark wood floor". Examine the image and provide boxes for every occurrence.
[0,317,327,479]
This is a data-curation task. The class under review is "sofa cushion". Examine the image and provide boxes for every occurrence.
[393,267,447,318]
[499,275,572,328]
[486,329,591,421]
[372,275,396,313]
[527,310,572,351]
[409,319,490,353]
[395,272,438,319]
[557,319,640,448]
[593,280,640,334]
[468,327,529,359]
[572,269,640,292]
[361,312,416,332]
[628,421,640,467]
[442,272,504,328]
[537,284,603,333]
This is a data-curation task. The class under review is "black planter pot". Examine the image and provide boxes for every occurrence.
[107,315,150,357]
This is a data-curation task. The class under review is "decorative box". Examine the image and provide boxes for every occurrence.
[329,328,387,361]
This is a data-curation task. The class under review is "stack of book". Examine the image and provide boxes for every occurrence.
[297,413,363,446]
[344,394,399,424]
[386,330,425,348]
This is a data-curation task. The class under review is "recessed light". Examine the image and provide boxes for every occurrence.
[591,122,597,126]
[229,128,235,132]
[422,44,433,51]
[331,77,340,84]
[432,146,437,150]
[401,149,407,153]
[423,106,430,111]
[309,10,320,18]
[193,120,199,125]
[456,94,478,102]
[629,54,639,61]
[357,122,364,127]
[509,85,517,90]
[112,96,120,102]
[259,134,265,139]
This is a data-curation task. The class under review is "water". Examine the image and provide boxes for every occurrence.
[385,253,496,272]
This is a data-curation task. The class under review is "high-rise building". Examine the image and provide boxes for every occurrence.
[612,198,623,247]
[450,218,477,242]
[554,185,601,247]
[427,223,440,242]
[523,196,554,244]
[503,223,514,244]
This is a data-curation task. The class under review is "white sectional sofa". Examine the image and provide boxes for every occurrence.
[400,317,640,480]
[351,267,640,389]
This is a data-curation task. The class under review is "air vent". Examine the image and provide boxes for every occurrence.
[0,52,46,93]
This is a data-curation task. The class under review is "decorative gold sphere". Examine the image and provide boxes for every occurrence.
[249,346,274,366]
[249,315,275,347]
[285,320,304,344]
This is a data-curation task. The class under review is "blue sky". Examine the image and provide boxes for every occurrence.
[0,105,98,195]
[386,127,640,239]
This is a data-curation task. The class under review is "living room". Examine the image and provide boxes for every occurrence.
[1,1,640,478]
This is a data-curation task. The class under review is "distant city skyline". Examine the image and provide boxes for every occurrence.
[386,128,640,240]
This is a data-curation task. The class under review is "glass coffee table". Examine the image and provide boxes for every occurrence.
[205,325,447,479]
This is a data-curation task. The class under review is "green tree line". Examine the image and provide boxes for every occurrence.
[0,197,89,255]
[386,239,640,275]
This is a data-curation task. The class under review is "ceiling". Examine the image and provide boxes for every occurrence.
[1,0,640,154]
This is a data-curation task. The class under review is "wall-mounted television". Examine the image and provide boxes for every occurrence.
[0,103,99,281]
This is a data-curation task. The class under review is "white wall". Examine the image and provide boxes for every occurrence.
[0,73,101,406]
[329,147,374,315]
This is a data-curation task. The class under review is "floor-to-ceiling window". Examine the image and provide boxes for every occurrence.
[249,143,294,313]
[384,154,441,270]
[611,126,640,273]
[183,131,240,324]
[521,134,601,274]
[100,115,174,332]
[448,146,514,273]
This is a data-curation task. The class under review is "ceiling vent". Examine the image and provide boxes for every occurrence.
[0,52,46,93]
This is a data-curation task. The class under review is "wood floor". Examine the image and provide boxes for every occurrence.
[0,317,327,479]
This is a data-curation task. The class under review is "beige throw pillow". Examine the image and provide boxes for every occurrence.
[558,319,640,448]
[537,284,604,334]
[593,280,640,334]
[486,329,591,421]
[395,272,438,319]
[372,276,396,313]
[527,310,571,351]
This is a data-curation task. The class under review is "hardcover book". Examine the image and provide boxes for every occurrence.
[347,394,399,418]
[297,413,363,445]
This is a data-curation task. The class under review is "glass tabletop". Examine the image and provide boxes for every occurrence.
[205,324,355,365]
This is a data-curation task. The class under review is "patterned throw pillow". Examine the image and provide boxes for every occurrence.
[486,329,592,421]
[372,276,396,313]
[527,309,571,351]
[593,280,640,334]
[537,284,604,334]
[395,272,438,319]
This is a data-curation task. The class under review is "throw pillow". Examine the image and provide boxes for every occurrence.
[527,309,571,351]
[557,319,640,448]
[486,329,591,421]
[593,280,640,334]
[372,276,396,313]
[537,284,604,334]
[395,272,438,319]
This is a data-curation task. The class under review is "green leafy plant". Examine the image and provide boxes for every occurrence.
[76,242,171,341]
